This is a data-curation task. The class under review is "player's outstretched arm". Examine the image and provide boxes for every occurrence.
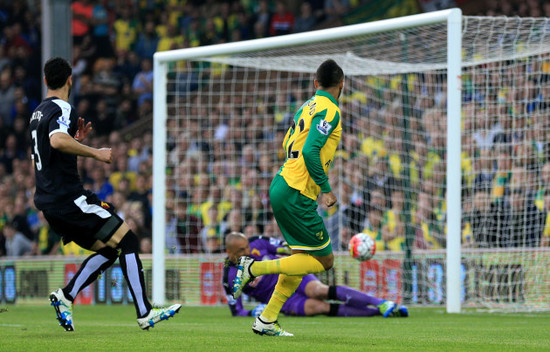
[50,132,112,163]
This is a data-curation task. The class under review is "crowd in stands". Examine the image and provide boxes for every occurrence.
[0,0,366,257]
[1,0,550,257]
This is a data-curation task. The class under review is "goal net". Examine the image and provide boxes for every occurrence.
[152,10,550,312]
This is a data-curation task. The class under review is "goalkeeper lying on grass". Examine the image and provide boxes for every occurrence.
[223,232,408,318]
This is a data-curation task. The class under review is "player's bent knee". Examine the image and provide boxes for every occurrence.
[305,281,328,300]
[116,230,140,254]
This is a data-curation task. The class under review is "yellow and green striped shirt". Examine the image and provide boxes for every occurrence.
[279,90,342,200]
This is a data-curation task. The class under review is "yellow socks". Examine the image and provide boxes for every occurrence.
[250,253,325,277]
[251,253,325,321]
[260,274,302,322]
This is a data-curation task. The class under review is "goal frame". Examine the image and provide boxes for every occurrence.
[152,8,463,312]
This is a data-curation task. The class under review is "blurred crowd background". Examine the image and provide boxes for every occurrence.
[0,0,549,258]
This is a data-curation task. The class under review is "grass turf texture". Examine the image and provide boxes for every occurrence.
[0,305,549,351]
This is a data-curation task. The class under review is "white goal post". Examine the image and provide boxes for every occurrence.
[153,9,550,312]
[153,9,463,310]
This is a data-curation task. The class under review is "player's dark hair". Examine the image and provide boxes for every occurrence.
[315,59,344,88]
[44,57,72,90]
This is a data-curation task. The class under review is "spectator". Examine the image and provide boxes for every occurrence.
[92,58,119,101]
[3,220,32,257]
[240,167,258,208]
[269,1,294,36]
[293,2,316,33]
[414,192,444,250]
[0,68,15,126]
[125,214,145,241]
[165,194,181,254]
[492,147,512,203]
[128,174,152,229]
[11,115,27,153]
[240,144,258,169]
[92,98,115,136]
[114,50,141,84]
[474,149,495,191]
[244,193,272,233]
[361,207,384,252]
[382,190,406,251]
[221,208,244,236]
[109,156,138,192]
[157,21,184,52]
[135,20,159,60]
[71,0,94,45]
[199,205,222,253]
[213,2,234,43]
[114,97,138,129]
[113,6,139,53]
[132,58,153,107]
[11,194,35,242]
[12,66,39,110]
[0,134,25,175]
[466,186,500,248]
[128,135,151,173]
[35,211,61,255]
[501,188,545,247]
[201,17,222,45]
[364,158,396,206]
[177,198,202,253]
[185,17,202,47]
[324,0,350,22]
[4,22,31,56]
[140,236,152,254]
[91,0,114,57]
[250,0,272,38]
[90,165,114,201]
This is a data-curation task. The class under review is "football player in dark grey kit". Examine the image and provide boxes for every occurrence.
[30,57,180,331]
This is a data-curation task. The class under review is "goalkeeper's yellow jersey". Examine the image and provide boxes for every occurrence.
[278,90,342,201]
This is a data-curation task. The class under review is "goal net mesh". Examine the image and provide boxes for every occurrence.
[161,15,550,311]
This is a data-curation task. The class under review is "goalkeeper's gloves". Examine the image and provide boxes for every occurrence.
[251,303,267,317]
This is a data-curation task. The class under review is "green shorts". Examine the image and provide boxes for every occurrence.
[269,174,332,257]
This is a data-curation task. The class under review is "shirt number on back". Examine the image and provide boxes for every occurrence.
[31,130,43,170]
[287,119,305,159]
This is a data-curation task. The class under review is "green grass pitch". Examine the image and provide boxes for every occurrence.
[1,305,549,351]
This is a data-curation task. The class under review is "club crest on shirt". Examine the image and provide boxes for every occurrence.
[315,231,324,240]
[101,201,110,209]
[316,119,332,135]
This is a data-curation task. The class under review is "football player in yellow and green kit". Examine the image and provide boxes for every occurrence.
[233,59,345,336]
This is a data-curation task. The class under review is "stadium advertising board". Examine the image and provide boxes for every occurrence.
[0,251,548,308]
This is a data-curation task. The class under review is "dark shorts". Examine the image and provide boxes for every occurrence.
[281,274,319,316]
[42,190,123,250]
